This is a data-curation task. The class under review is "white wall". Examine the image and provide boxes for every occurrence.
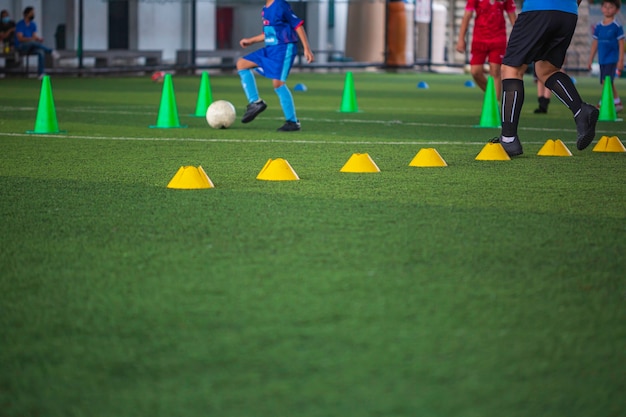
[2,0,345,67]
[137,2,184,61]
[0,0,18,19]
[306,0,328,63]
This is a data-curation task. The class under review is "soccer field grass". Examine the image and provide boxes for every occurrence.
[1,71,625,417]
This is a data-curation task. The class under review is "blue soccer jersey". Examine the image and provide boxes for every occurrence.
[522,0,578,15]
[593,20,624,65]
[262,0,303,46]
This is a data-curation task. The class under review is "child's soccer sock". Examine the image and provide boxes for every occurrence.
[275,84,297,122]
[544,71,583,115]
[501,78,525,139]
[238,69,260,103]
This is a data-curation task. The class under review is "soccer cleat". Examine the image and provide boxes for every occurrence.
[533,107,547,114]
[615,101,623,112]
[241,99,267,123]
[277,120,301,132]
[490,136,523,157]
[575,103,599,150]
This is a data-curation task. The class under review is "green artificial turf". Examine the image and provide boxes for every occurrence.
[1,72,625,417]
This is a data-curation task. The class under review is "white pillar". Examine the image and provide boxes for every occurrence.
[306,0,328,63]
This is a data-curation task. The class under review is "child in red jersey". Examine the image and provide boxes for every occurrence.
[456,0,517,99]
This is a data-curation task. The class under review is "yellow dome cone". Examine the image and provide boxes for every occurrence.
[256,158,300,181]
[593,135,626,152]
[409,148,448,167]
[167,166,215,189]
[475,142,511,161]
[340,153,381,172]
[606,136,626,152]
[592,135,610,151]
[537,139,572,157]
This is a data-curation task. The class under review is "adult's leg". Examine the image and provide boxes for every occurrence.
[500,64,527,139]
[536,60,582,115]
[537,60,598,150]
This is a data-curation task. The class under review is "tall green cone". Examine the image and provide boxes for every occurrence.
[193,71,213,117]
[27,75,62,134]
[150,74,186,128]
[599,75,618,122]
[476,76,501,128]
[339,71,359,112]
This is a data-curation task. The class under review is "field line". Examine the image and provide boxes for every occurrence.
[0,131,571,146]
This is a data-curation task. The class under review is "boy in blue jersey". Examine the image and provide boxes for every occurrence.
[491,0,599,156]
[588,0,624,112]
[236,0,314,131]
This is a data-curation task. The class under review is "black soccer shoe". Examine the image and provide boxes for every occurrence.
[241,99,267,123]
[277,120,301,132]
[575,103,599,150]
[491,136,523,157]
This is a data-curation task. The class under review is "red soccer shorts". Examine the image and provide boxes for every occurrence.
[470,38,507,65]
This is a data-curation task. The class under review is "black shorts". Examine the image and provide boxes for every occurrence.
[503,10,578,68]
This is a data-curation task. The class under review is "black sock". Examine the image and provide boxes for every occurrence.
[501,79,525,138]
[544,72,583,116]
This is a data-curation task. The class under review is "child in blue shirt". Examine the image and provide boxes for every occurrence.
[236,0,314,131]
[588,0,624,112]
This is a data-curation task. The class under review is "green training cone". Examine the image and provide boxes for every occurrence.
[27,75,63,134]
[192,71,213,117]
[475,76,501,128]
[598,75,620,122]
[150,74,186,128]
[339,71,359,112]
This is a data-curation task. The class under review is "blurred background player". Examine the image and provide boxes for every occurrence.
[534,78,552,114]
[456,0,517,99]
[14,6,59,79]
[0,9,16,53]
[588,0,624,112]
[236,0,314,132]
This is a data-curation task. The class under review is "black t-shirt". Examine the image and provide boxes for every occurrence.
[0,20,16,45]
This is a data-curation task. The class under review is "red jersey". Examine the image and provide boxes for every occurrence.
[466,0,516,42]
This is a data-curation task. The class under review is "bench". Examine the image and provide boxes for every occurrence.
[0,50,45,75]
[54,49,162,68]
[176,49,243,68]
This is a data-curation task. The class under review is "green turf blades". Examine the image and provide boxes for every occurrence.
[150,73,186,128]
[27,75,61,134]
[339,71,359,112]
[192,71,213,117]
[476,75,501,128]
[2,73,626,417]
[599,75,618,122]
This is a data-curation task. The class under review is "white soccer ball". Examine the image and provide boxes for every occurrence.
[206,100,236,129]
